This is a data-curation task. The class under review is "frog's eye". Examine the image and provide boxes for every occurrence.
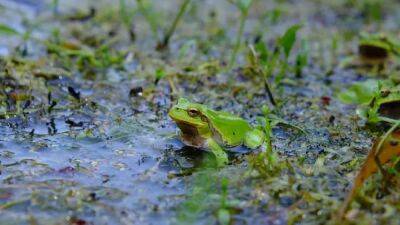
[380,90,390,97]
[187,108,200,117]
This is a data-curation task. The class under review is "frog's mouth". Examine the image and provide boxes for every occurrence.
[176,121,198,135]
[378,101,400,119]
[359,44,388,59]
[175,121,206,148]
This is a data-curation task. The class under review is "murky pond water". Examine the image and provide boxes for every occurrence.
[1,0,400,224]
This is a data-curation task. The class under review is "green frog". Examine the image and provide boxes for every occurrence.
[340,33,400,70]
[366,85,400,122]
[358,33,400,62]
[168,98,265,166]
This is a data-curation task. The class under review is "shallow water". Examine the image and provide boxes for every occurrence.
[1,0,400,224]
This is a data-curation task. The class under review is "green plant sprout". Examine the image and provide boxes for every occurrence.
[295,39,309,78]
[246,24,303,104]
[275,24,302,85]
[0,23,20,36]
[217,178,231,225]
[0,21,40,51]
[52,0,59,15]
[119,0,135,33]
[157,0,192,50]
[361,0,383,23]
[279,24,302,59]
[251,24,302,88]
[136,0,159,40]
[248,44,276,106]
[228,0,253,69]
[249,105,281,176]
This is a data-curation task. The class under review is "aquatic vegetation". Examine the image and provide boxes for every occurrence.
[247,45,276,105]
[136,0,160,39]
[249,106,283,177]
[2,0,400,224]
[0,24,19,36]
[246,24,303,104]
[157,0,192,50]
[228,0,254,69]
[278,24,302,59]
[51,0,59,15]
[340,127,400,218]
[295,39,309,78]
[44,38,126,78]
[338,79,380,105]
[338,79,400,124]
[119,0,136,40]
[177,169,230,224]
[274,24,302,85]
[360,0,384,23]
[338,48,400,221]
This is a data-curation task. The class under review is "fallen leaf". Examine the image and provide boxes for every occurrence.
[339,130,400,218]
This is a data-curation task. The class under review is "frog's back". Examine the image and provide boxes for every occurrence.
[204,108,252,147]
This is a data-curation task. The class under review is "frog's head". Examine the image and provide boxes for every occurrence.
[359,33,396,59]
[168,98,208,128]
[374,88,400,120]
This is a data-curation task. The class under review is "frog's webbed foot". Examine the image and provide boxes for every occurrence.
[207,139,228,167]
[244,129,265,149]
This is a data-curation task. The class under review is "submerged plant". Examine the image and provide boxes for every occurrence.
[177,167,242,225]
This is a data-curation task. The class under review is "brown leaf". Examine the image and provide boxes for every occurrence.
[339,130,400,218]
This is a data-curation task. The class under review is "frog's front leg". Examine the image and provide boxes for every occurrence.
[244,129,265,149]
[206,138,228,167]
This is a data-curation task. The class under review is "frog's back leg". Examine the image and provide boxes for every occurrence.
[244,129,265,149]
